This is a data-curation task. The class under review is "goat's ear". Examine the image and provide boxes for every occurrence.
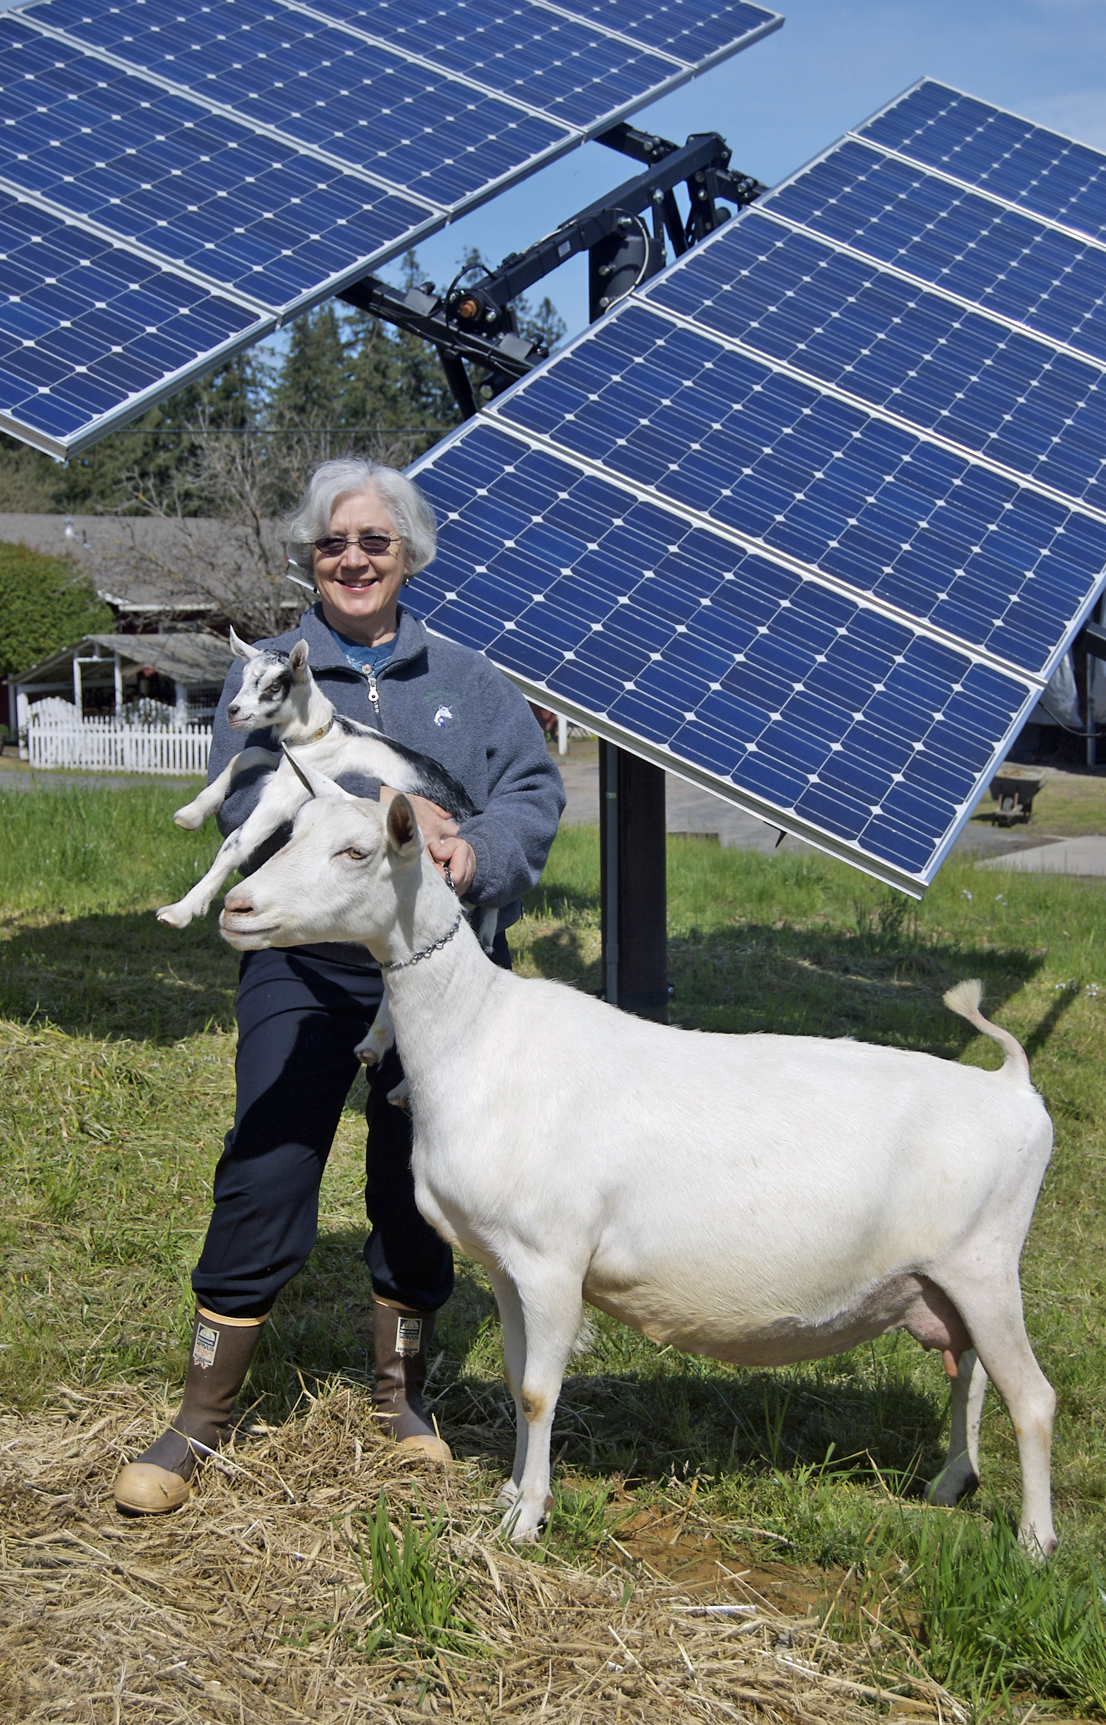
[229,626,260,662]
[288,639,310,681]
[385,793,421,865]
[280,744,358,802]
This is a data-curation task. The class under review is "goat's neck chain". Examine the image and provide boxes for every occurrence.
[380,909,464,972]
[380,867,462,972]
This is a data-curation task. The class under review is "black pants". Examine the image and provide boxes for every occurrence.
[191,938,508,1319]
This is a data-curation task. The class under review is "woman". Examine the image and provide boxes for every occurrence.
[114,459,565,1514]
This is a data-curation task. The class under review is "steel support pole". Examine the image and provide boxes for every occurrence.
[599,741,668,1019]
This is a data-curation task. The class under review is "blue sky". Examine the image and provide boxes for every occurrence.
[368,0,1106,342]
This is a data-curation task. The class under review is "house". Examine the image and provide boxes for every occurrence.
[9,631,234,752]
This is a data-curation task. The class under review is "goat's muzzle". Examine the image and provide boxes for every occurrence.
[219,890,279,948]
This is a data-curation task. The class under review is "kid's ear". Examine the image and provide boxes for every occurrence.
[229,626,260,662]
[385,794,422,866]
[288,639,310,681]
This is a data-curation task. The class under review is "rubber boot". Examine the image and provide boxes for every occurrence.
[113,1308,267,1514]
[372,1301,451,1462]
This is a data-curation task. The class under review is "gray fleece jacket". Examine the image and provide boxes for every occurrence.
[209,603,565,956]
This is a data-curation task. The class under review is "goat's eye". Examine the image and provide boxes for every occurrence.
[342,847,368,861]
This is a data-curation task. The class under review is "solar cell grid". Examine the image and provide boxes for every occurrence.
[545,0,776,63]
[295,0,685,130]
[643,207,1106,516]
[0,16,430,302]
[23,0,572,206]
[859,80,1106,246]
[768,139,1106,368]
[0,187,261,440]
[407,422,1033,883]
[490,297,1106,676]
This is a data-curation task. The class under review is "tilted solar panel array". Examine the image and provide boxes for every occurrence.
[0,0,781,455]
[407,80,1106,892]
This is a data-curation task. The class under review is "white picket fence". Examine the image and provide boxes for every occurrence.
[25,710,212,776]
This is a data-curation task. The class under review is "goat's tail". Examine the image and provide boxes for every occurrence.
[943,979,1031,1084]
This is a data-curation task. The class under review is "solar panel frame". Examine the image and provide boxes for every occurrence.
[0,0,781,456]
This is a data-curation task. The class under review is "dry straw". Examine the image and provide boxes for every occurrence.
[0,1382,963,1723]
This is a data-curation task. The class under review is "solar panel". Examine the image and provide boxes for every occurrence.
[406,83,1106,893]
[857,80,1106,245]
[646,209,1106,516]
[768,140,1106,367]
[0,0,781,456]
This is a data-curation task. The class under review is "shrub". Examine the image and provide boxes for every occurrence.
[0,540,113,678]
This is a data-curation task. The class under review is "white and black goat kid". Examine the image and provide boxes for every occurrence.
[219,771,1058,1556]
[158,630,492,1067]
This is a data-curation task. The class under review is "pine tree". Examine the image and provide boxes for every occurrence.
[270,304,348,429]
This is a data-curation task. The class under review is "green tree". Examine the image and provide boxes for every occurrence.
[270,304,348,429]
[0,542,113,679]
[56,353,260,515]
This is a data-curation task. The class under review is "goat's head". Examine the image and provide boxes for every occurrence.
[226,629,311,732]
[219,761,423,958]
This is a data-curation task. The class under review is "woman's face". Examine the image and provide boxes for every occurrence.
[311,485,408,643]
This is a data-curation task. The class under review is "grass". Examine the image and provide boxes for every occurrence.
[1,777,1106,1716]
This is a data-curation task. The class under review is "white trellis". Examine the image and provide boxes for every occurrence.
[24,706,212,775]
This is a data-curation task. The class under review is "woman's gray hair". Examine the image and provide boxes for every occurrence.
[285,459,437,581]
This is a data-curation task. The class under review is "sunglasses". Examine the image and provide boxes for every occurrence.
[314,533,401,558]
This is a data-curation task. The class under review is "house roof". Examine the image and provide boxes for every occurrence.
[12,631,234,689]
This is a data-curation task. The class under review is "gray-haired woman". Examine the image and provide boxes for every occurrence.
[114,460,565,1514]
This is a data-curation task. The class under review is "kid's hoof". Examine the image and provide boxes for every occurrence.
[354,1038,382,1066]
[156,905,191,928]
[173,808,204,830]
[114,1461,191,1515]
[387,1079,411,1111]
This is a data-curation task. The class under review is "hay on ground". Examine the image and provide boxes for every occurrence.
[0,1384,963,1723]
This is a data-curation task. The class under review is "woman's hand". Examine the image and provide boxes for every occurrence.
[379,787,476,894]
[427,833,476,897]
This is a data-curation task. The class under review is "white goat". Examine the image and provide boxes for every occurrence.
[218,771,1058,1555]
[159,631,492,1075]
[159,629,478,933]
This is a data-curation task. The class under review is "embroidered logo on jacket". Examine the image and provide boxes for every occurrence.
[422,689,462,729]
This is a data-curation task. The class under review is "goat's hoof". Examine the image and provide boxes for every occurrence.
[386,1080,411,1111]
[172,806,204,830]
[354,1038,382,1067]
[496,1480,521,1508]
[499,1496,550,1543]
[926,1468,979,1508]
[156,905,192,929]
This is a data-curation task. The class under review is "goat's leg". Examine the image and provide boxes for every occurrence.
[497,1268,583,1542]
[487,1269,528,1508]
[172,747,280,830]
[934,1269,1056,1556]
[927,1348,987,1508]
[158,772,307,928]
[354,998,395,1067]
